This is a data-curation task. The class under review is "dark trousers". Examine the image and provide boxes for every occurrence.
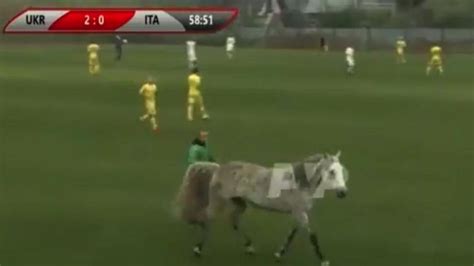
[115,47,122,61]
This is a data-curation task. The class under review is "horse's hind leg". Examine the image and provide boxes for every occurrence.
[230,197,255,254]
[193,221,209,257]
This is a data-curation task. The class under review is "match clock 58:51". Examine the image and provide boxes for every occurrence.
[188,14,214,26]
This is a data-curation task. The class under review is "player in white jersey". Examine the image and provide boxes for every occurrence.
[345,47,355,74]
[226,36,236,59]
[186,40,197,69]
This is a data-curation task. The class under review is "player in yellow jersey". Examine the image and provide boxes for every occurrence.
[139,76,159,132]
[426,45,443,75]
[395,36,407,64]
[187,68,209,121]
[87,43,100,75]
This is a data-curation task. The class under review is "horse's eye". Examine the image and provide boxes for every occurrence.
[329,170,336,178]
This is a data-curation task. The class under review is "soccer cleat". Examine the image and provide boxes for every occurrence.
[245,245,256,255]
[154,128,160,134]
[202,114,210,120]
[274,251,282,261]
[193,246,202,257]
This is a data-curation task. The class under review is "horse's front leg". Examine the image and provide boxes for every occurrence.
[274,226,299,260]
[297,211,330,266]
[230,197,255,254]
[193,222,209,257]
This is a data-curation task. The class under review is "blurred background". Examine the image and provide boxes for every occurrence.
[1,0,473,51]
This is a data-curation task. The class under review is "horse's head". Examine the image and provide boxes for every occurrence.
[320,151,349,199]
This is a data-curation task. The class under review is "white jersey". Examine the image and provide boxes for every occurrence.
[345,47,355,66]
[226,37,236,51]
[186,41,197,61]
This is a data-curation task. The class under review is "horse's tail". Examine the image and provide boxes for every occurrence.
[175,162,220,224]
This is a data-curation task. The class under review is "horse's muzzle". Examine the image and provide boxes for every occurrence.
[336,190,347,199]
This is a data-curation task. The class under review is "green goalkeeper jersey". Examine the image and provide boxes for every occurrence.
[187,139,215,166]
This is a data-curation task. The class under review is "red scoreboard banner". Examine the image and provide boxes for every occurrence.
[3,8,239,34]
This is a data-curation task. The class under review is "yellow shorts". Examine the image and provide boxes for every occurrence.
[145,101,156,115]
[188,93,203,105]
[89,58,99,65]
[429,56,442,67]
[396,49,404,55]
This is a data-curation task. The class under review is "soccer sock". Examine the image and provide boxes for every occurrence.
[426,67,431,75]
[150,117,158,130]
[140,114,149,121]
[200,107,209,118]
[438,66,444,74]
[187,104,194,121]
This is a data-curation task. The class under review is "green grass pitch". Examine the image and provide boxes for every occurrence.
[0,44,472,266]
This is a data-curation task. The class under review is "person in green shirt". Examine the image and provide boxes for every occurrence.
[187,130,215,166]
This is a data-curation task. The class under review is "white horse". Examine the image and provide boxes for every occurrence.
[176,152,349,266]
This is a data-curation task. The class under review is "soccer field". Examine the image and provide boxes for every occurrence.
[0,44,472,266]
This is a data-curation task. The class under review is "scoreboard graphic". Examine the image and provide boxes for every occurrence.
[3,8,239,34]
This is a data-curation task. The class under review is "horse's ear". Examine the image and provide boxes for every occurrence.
[335,150,341,159]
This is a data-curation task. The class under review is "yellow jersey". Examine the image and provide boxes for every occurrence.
[140,83,157,102]
[430,46,442,57]
[87,43,100,60]
[188,74,201,96]
[396,40,406,51]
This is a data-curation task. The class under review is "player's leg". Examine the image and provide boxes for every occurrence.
[150,115,158,130]
[187,95,195,121]
[347,59,355,74]
[94,63,101,74]
[140,102,150,121]
[140,107,149,121]
[116,47,122,61]
[89,58,99,75]
[146,103,158,131]
[197,94,209,120]
[426,59,433,75]
[401,52,406,63]
[88,59,95,74]
[436,59,443,74]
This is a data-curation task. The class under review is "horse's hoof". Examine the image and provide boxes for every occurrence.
[193,246,202,257]
[321,260,330,266]
[245,245,256,255]
[274,252,282,262]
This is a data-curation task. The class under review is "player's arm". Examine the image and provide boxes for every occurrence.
[139,85,145,95]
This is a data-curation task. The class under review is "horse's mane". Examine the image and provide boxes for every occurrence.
[289,154,326,189]
[303,154,325,163]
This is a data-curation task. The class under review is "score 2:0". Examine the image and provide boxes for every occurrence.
[84,15,105,26]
